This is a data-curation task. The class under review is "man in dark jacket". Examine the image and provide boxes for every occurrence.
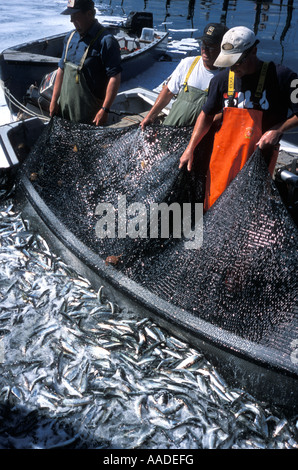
[50,0,122,125]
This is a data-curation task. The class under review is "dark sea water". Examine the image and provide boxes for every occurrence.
[95,0,298,71]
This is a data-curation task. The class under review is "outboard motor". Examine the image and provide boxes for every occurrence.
[26,69,57,113]
[275,158,298,226]
[124,11,153,37]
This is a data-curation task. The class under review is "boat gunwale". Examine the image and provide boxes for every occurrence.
[1,112,297,409]
[0,29,169,63]
[16,164,298,383]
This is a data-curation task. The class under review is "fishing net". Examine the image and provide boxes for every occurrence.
[22,117,298,363]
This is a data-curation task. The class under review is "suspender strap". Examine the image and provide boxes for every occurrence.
[227,70,235,106]
[64,30,76,65]
[63,27,106,84]
[228,70,235,97]
[183,56,201,92]
[255,61,269,99]
[77,26,106,72]
[227,62,269,106]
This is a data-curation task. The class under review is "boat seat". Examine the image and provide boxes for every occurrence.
[140,28,155,42]
[117,37,139,52]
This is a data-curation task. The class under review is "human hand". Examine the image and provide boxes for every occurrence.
[179,147,194,171]
[93,108,109,126]
[257,129,281,150]
[140,115,154,130]
[49,101,59,117]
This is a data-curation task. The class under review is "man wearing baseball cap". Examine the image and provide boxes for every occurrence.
[179,26,298,211]
[141,23,228,129]
[50,0,122,125]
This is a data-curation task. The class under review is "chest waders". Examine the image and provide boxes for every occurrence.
[163,56,208,127]
[59,28,105,124]
[204,62,279,211]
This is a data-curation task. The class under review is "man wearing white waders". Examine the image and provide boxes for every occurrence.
[50,0,122,125]
[140,23,228,129]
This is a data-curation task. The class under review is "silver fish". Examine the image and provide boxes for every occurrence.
[0,200,297,450]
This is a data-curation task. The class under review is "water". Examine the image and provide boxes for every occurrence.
[0,0,298,451]
[1,1,298,116]
[96,0,298,71]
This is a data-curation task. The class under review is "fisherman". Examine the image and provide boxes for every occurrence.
[179,26,298,211]
[49,0,122,125]
[140,23,228,129]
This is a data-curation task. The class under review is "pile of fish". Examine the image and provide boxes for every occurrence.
[0,200,298,449]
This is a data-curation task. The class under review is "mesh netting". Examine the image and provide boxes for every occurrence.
[22,117,298,356]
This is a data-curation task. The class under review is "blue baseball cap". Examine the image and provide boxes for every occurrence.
[61,0,95,15]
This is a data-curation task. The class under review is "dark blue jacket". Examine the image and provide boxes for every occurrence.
[59,20,122,99]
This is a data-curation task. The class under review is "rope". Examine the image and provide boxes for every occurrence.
[1,83,50,122]
[1,83,143,123]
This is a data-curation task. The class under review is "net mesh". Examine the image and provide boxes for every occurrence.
[22,117,298,361]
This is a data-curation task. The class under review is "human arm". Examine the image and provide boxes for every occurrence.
[49,32,69,117]
[49,67,64,117]
[92,31,122,126]
[141,57,199,129]
[93,72,121,126]
[257,114,298,149]
[258,65,298,148]
[179,110,215,171]
[140,85,174,129]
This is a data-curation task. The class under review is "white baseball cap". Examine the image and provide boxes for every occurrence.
[213,26,258,68]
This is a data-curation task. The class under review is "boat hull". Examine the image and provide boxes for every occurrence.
[0,114,297,412]
[16,170,298,413]
[0,26,168,114]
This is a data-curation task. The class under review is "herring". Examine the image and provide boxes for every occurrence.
[0,200,297,449]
